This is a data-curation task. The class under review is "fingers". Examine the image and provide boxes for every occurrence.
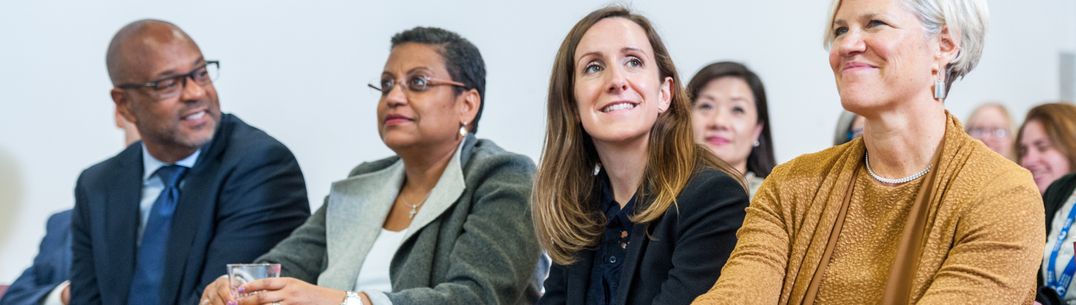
[239,290,285,305]
[202,276,234,305]
[241,277,289,293]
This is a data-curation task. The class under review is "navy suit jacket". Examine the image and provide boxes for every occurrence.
[0,210,72,305]
[538,168,749,305]
[70,114,311,305]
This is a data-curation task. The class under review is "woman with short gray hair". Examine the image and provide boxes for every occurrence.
[693,0,1042,304]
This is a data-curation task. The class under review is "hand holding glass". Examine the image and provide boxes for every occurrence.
[227,263,281,298]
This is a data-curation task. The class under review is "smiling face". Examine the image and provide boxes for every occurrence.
[691,76,761,173]
[376,42,479,153]
[111,23,221,160]
[572,17,672,148]
[1019,120,1072,193]
[828,0,951,115]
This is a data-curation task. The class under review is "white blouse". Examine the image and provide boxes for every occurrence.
[355,229,406,293]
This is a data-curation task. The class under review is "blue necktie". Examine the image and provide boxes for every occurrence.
[128,165,188,305]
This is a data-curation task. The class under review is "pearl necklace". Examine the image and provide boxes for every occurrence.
[864,151,931,185]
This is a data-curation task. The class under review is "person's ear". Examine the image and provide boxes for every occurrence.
[111,88,138,125]
[752,122,765,146]
[458,89,481,129]
[658,76,673,113]
[934,25,960,76]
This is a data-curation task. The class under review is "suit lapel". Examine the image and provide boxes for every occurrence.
[102,144,144,304]
[614,222,649,304]
[319,161,405,289]
[159,156,217,303]
[160,115,233,304]
[318,137,471,289]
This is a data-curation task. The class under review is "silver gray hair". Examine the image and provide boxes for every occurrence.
[822,0,989,93]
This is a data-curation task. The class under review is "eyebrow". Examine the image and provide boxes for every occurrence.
[380,66,435,79]
[575,47,649,65]
[832,13,879,26]
[153,57,206,79]
[406,67,434,76]
[699,94,750,103]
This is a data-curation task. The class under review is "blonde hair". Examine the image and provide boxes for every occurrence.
[822,0,989,94]
[532,6,744,265]
[967,102,1013,128]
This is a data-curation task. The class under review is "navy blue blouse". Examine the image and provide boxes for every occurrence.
[585,173,637,305]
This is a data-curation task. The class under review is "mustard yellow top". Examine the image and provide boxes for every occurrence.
[693,114,1044,305]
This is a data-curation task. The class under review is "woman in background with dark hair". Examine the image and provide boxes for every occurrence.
[688,61,776,196]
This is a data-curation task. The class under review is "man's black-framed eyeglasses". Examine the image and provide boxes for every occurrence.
[116,60,220,98]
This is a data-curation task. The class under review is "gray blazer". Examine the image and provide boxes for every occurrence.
[257,136,541,305]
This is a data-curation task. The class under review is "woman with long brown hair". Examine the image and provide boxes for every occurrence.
[533,6,749,305]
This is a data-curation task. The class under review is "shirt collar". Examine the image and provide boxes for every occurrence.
[141,144,200,181]
[597,170,637,226]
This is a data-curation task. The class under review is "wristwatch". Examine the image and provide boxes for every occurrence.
[341,291,365,305]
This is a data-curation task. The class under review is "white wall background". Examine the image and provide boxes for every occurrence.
[1,0,1073,280]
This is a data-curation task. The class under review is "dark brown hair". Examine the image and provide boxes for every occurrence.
[1016,102,1076,166]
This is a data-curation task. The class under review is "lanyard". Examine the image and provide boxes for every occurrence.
[1047,201,1076,298]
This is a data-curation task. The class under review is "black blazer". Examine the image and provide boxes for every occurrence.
[70,114,311,305]
[0,210,71,305]
[1036,173,1076,305]
[538,167,749,305]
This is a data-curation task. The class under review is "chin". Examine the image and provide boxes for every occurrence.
[381,134,422,151]
[589,128,650,146]
[179,132,215,149]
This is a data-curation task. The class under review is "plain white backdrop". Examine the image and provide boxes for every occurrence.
[1,0,1074,280]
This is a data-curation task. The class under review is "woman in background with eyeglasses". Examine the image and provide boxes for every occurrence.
[200,26,542,305]
[965,102,1015,160]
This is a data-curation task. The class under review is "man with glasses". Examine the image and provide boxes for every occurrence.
[69,19,310,305]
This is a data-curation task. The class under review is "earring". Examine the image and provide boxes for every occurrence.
[934,78,946,100]
[593,163,601,176]
[458,121,468,138]
[753,140,761,147]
